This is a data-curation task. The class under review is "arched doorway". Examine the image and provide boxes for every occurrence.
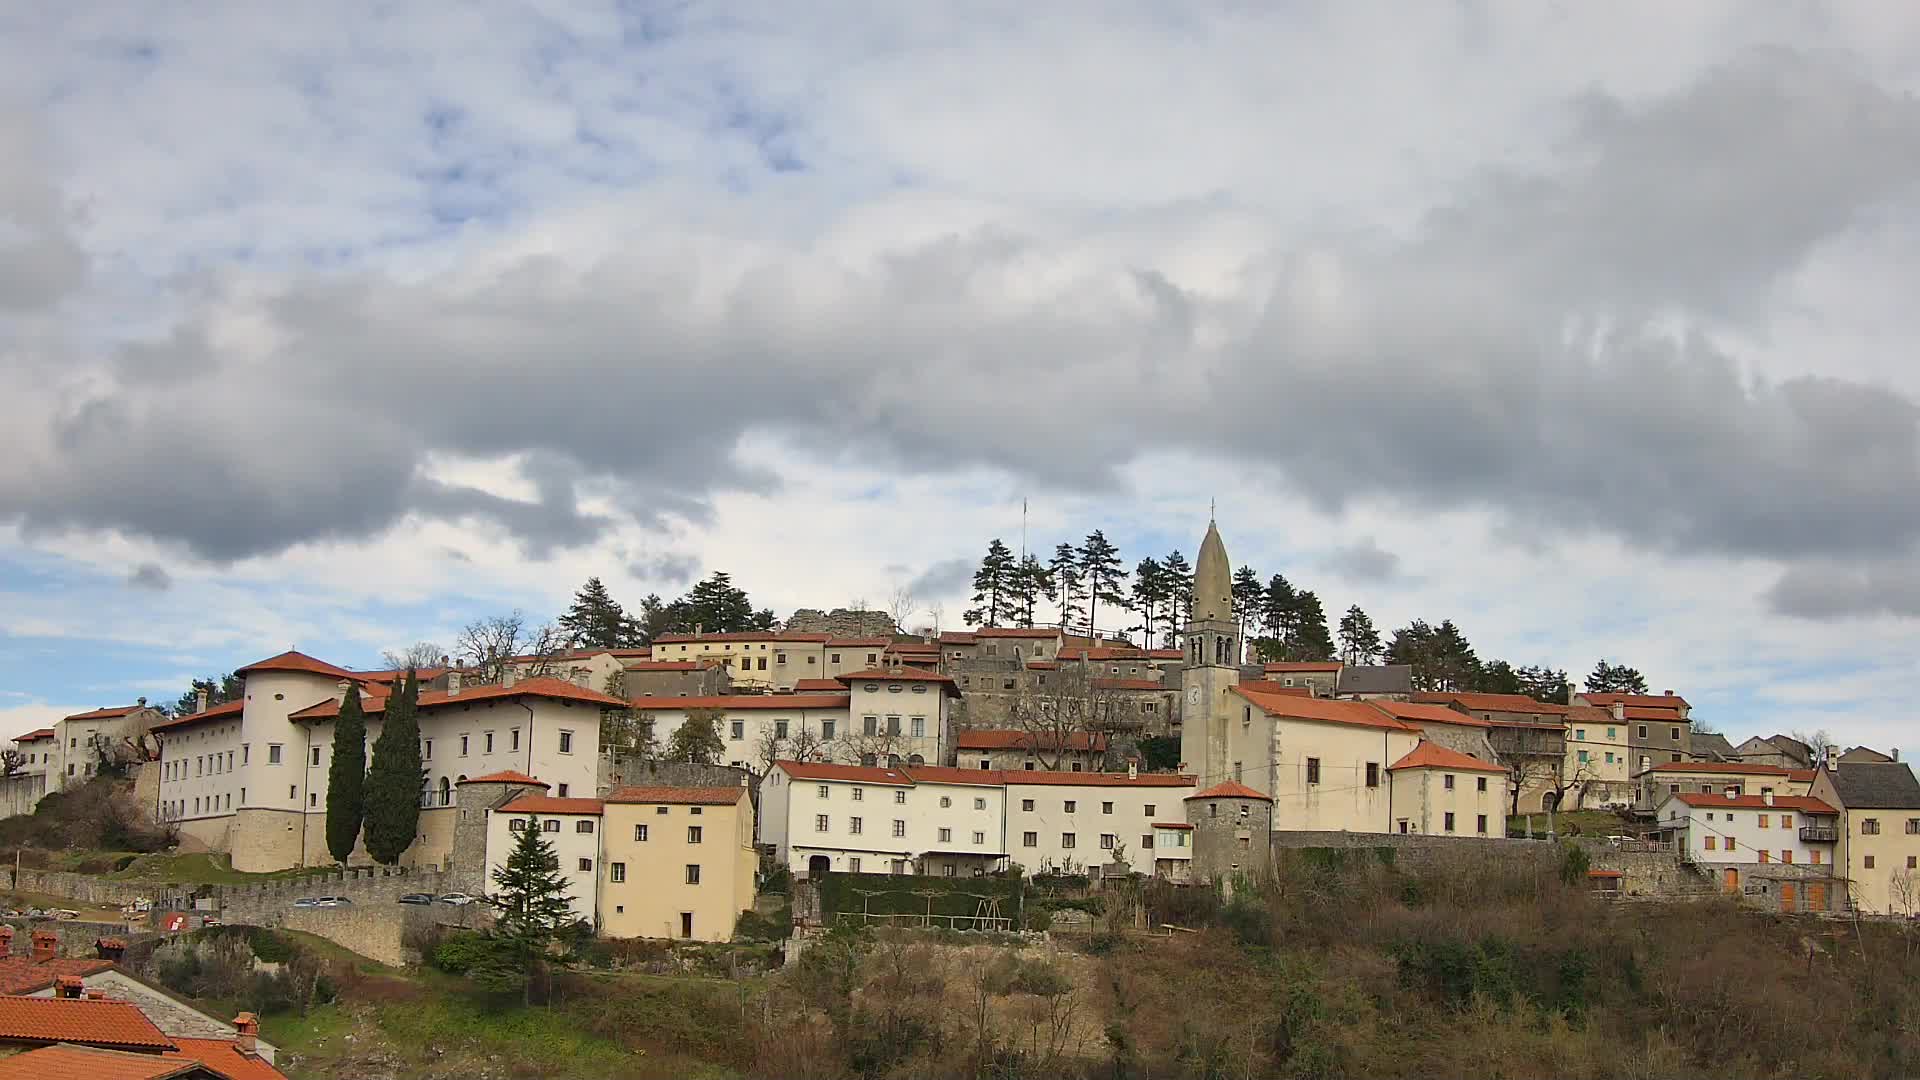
[438,776,451,806]
[808,855,831,879]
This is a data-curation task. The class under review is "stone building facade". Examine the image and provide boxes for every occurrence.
[1185,780,1272,885]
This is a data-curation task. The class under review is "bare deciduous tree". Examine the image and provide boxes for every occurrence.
[0,749,24,777]
[381,641,446,670]
[456,612,571,685]
[1004,664,1130,770]
[886,584,916,636]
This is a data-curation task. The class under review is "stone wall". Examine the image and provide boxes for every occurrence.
[276,905,449,967]
[1269,830,1558,872]
[782,609,899,637]
[213,865,450,926]
[0,774,44,818]
[5,869,162,907]
[597,759,751,796]
[0,918,153,958]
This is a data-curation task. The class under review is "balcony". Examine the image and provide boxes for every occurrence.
[1799,826,1838,844]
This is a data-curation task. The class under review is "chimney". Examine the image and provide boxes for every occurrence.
[1724,789,1736,800]
[95,937,126,962]
[233,1013,260,1056]
[54,975,82,998]
[1664,689,1673,697]
[83,988,107,1000]
[32,930,58,963]
[1128,760,1139,780]
[0,925,16,955]
[501,666,516,689]
[1895,748,1902,763]
[447,670,462,697]
[136,697,146,707]
[440,654,450,668]
[196,689,210,714]
[1610,703,1624,721]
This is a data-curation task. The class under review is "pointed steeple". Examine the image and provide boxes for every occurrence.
[1192,520,1232,623]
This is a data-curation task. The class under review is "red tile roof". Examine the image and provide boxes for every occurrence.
[498,796,604,815]
[835,669,961,696]
[148,700,245,734]
[1668,793,1837,813]
[1787,769,1817,784]
[1187,780,1271,802]
[349,667,450,684]
[884,641,938,652]
[1389,742,1507,773]
[1144,649,1183,660]
[1025,661,1059,671]
[165,1037,291,1080]
[1366,700,1493,728]
[775,760,913,785]
[0,957,115,995]
[1647,761,1791,775]
[625,694,850,711]
[289,676,627,720]
[12,729,54,743]
[651,632,830,643]
[1582,692,1690,710]
[0,996,174,1051]
[1000,771,1194,788]
[827,638,892,648]
[1412,692,1571,715]
[605,786,747,806]
[973,628,1062,639]
[60,707,149,723]
[233,650,356,680]
[896,765,1007,787]
[1090,678,1165,691]
[1262,662,1343,673]
[1622,706,1687,721]
[1252,685,1313,697]
[456,771,548,788]
[954,730,1107,752]
[0,1044,208,1080]
[937,632,977,645]
[1057,646,1145,661]
[791,678,845,692]
[1232,686,1417,732]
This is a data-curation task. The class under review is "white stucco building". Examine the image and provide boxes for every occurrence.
[633,668,958,772]
[1656,791,1841,871]
[486,794,605,926]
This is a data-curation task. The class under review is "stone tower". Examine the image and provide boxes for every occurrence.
[1185,780,1273,885]
[1179,519,1241,786]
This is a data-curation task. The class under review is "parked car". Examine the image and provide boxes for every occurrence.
[313,896,353,908]
[291,897,319,908]
[52,909,79,921]
[437,892,480,907]
[398,893,434,906]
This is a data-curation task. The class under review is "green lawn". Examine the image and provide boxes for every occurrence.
[1506,809,1628,838]
[104,852,312,885]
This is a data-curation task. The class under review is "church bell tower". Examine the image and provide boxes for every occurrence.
[1179,518,1241,785]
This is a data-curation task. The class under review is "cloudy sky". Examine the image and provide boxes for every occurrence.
[3,3,1919,752]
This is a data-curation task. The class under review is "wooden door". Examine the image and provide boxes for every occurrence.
[1779,883,1796,912]
[1807,882,1826,911]
[1722,867,1739,893]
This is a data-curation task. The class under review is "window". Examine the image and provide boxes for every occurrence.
[460,735,469,756]
[1705,836,1717,850]
[1577,750,1590,763]
[942,863,956,878]
[1306,758,1321,785]
[1575,729,1586,741]
[1061,800,1075,813]
[1476,814,1487,835]
[1100,834,1116,850]
[655,806,668,815]
[685,865,701,885]
[775,720,789,740]
[1444,812,1456,833]
[848,857,861,872]
[1780,815,1793,828]
[1910,856,1919,870]
[1759,851,1771,863]
[757,658,766,670]
[1022,799,1035,812]
[422,739,433,760]
[1023,831,1038,847]
[831,652,841,664]
[1638,725,1648,739]
[1758,814,1768,828]
[1670,727,1680,741]
[815,814,829,832]
[485,732,494,753]
[310,746,322,766]
[1810,849,1822,865]
[288,784,296,799]
[610,863,626,882]
[850,817,863,835]
[939,827,952,843]
[1781,850,1793,864]
[892,820,906,838]
[1143,833,1156,850]
[851,788,863,801]
[821,719,836,741]
[634,824,649,841]
[690,806,700,815]
[309,792,318,807]
[1102,801,1114,815]
[1062,833,1076,849]
[731,721,745,740]
[511,728,521,750]
[268,744,282,765]
[1907,818,1920,835]
[541,819,560,833]
[973,831,986,844]
[577,858,593,872]
[894,790,906,805]
[1444,774,1455,791]
[558,731,574,754]
[1862,818,1881,835]
[911,716,925,737]
[557,783,569,797]
[576,820,594,834]
[817,785,831,799]
[1365,763,1380,788]
[242,744,250,765]
[1864,855,1876,869]
[886,716,901,736]
[1144,804,1156,817]
[974,797,987,810]
[940,796,951,808]
[1476,776,1488,792]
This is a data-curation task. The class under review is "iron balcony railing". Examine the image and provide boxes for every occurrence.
[1799,826,1839,844]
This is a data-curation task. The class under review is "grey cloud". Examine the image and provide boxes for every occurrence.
[630,552,699,586]
[125,562,171,591]
[908,558,974,600]
[1317,539,1401,582]
[1763,561,1920,619]
[5,46,1920,602]
[0,105,87,311]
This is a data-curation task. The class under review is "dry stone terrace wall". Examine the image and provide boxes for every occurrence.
[213,866,451,925]
[5,869,160,907]
[1269,829,1558,872]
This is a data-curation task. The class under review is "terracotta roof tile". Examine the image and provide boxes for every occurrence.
[897,765,1007,787]
[1647,761,1790,775]
[937,632,977,645]
[1582,692,1690,709]
[60,707,149,723]
[1025,661,1059,671]
[999,771,1193,788]
[791,678,845,692]
[651,632,830,643]
[626,694,850,711]
[1389,742,1508,773]
[774,761,913,785]
[456,771,548,787]
[1667,793,1837,813]
[290,676,626,720]
[233,650,356,680]
[973,628,1062,639]
[1187,780,1271,801]
[954,730,1107,752]
[1252,685,1313,697]
[498,796,604,815]
[604,786,748,806]
[148,700,245,734]
[0,957,115,995]
[0,1044,208,1080]
[827,638,892,648]
[13,728,55,742]
[1411,691,1572,715]
[164,1037,290,1080]
[1622,706,1688,721]
[834,668,958,684]
[0,996,174,1051]
[1232,686,1417,732]
[1366,700,1493,728]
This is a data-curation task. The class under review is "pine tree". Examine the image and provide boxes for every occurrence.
[1008,555,1052,627]
[1231,566,1264,643]
[1262,574,1297,642]
[1129,557,1168,649]
[170,674,241,717]
[1049,543,1084,631]
[1078,531,1127,638]
[1161,550,1193,639]
[1338,605,1383,665]
[664,709,725,764]
[486,820,577,1002]
[964,539,1019,627]
[557,577,639,649]
[1292,590,1334,661]
[363,670,423,865]
[324,684,368,865]
[1586,660,1648,694]
[1517,664,1571,704]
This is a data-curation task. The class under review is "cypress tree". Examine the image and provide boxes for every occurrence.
[363,669,423,865]
[324,684,368,864]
